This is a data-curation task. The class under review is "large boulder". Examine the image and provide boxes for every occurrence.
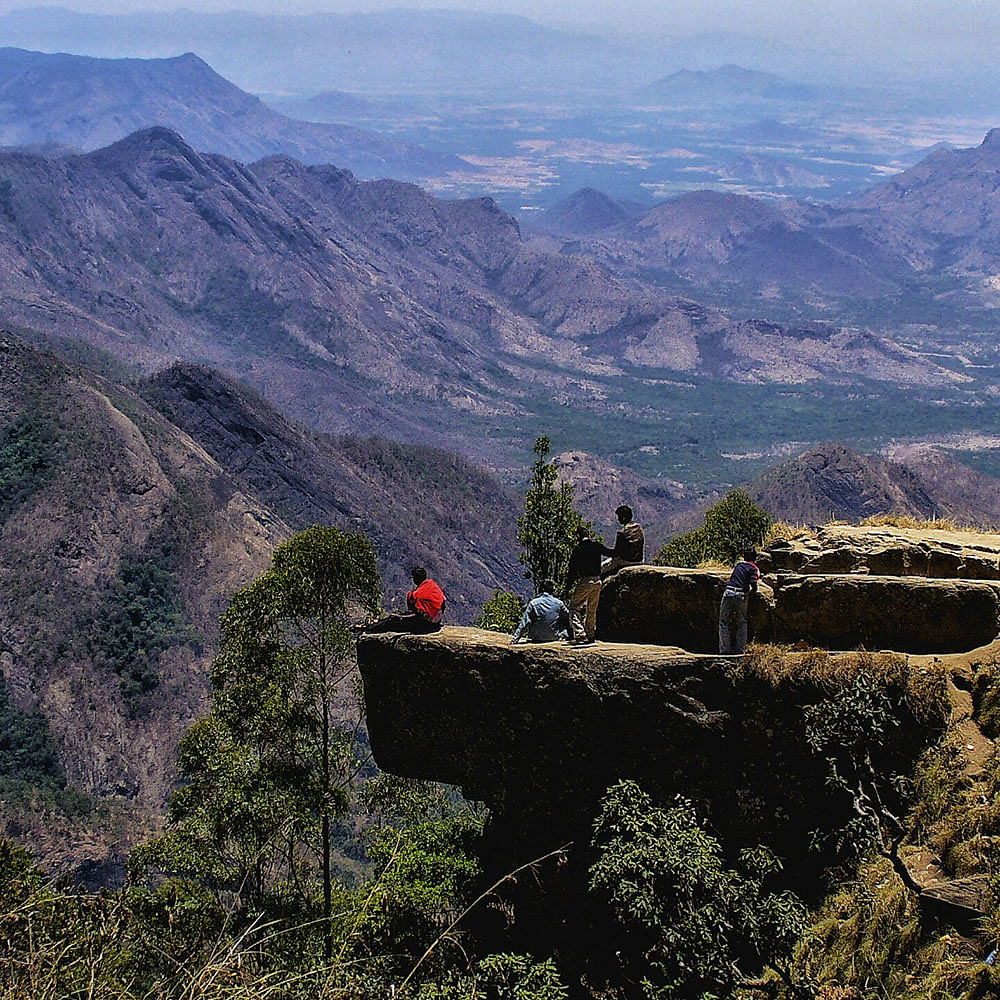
[771,575,1000,652]
[761,525,1000,579]
[597,566,774,651]
[597,565,1000,653]
[359,627,943,876]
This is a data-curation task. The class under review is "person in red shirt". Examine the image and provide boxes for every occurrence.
[362,567,446,634]
[406,567,446,624]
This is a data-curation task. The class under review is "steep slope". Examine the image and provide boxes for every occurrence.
[845,127,1000,280]
[0,332,287,819]
[0,48,466,181]
[141,363,523,619]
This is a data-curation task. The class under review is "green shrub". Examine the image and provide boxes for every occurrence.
[590,780,807,998]
[475,590,526,633]
[91,552,201,709]
[657,491,771,568]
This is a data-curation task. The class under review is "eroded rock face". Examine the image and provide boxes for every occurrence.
[600,565,1000,653]
[359,628,941,877]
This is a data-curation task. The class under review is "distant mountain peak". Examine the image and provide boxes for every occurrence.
[539,187,633,235]
[982,127,1000,149]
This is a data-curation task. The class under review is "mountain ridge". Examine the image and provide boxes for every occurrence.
[0,46,468,181]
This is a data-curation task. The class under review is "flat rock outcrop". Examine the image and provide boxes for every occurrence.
[761,524,1000,579]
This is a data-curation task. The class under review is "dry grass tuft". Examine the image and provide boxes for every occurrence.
[737,644,949,723]
[764,521,804,544]
[694,558,730,571]
[860,513,960,531]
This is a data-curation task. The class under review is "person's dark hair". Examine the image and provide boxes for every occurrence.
[411,567,427,584]
[539,580,556,594]
[616,505,633,524]
[743,548,758,563]
[576,526,590,540]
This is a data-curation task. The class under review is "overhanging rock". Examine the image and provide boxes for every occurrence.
[358,627,944,884]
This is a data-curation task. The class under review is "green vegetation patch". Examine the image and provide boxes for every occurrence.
[91,552,201,711]
[657,489,771,567]
[0,413,55,528]
[0,672,64,795]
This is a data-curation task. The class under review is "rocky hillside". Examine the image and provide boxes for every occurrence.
[141,362,522,615]
[0,48,466,182]
[747,442,1000,526]
[0,128,959,458]
[0,333,523,872]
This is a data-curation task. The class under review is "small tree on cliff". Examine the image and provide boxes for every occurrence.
[132,525,382,961]
[517,436,588,596]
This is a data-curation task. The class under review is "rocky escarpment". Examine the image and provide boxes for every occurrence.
[359,525,1000,964]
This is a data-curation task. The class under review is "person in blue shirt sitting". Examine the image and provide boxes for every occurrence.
[511,582,572,644]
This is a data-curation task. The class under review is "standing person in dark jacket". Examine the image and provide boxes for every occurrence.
[602,505,645,578]
[566,526,614,643]
[718,548,760,654]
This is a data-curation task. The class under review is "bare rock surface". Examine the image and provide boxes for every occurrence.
[762,524,1000,580]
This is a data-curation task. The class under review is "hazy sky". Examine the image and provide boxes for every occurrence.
[1,0,997,61]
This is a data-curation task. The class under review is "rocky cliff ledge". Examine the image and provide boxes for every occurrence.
[358,626,948,959]
[358,526,999,960]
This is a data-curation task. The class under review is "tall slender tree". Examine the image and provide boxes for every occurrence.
[133,525,382,960]
[517,436,588,596]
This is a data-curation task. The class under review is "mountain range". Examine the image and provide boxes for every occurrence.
[0,47,467,182]
[533,128,1000,320]
[0,126,963,467]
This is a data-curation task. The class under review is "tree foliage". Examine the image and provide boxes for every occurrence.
[656,490,771,568]
[133,526,382,956]
[0,414,54,527]
[517,437,588,596]
[91,552,201,709]
[590,780,807,999]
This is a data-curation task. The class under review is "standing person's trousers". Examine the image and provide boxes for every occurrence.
[718,589,748,654]
[569,576,601,641]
